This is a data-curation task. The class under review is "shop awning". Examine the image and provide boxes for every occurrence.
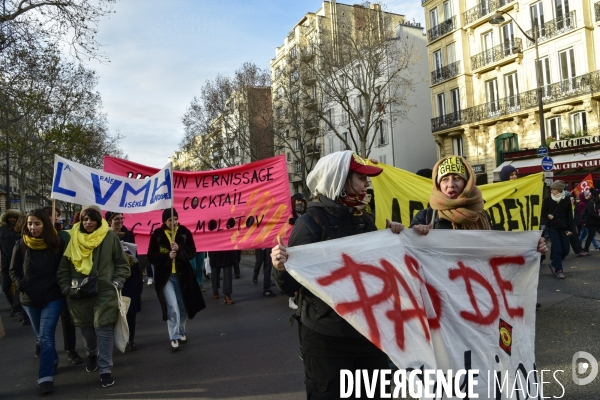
[493,150,600,180]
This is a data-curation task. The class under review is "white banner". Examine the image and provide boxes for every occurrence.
[51,155,173,213]
[285,229,541,399]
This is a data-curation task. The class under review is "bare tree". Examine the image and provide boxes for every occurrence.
[0,0,116,59]
[179,62,273,171]
[272,2,421,194]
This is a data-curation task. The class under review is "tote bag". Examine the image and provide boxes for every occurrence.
[114,286,131,353]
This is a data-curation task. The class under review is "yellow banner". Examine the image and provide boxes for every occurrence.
[370,163,544,231]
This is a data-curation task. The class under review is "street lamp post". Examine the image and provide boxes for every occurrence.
[490,12,546,148]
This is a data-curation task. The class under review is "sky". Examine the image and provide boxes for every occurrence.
[89,0,425,169]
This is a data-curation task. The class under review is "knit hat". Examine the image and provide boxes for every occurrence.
[80,205,102,221]
[500,165,517,182]
[550,180,565,191]
[162,208,178,223]
[436,156,468,184]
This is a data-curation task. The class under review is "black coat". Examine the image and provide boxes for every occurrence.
[9,239,66,307]
[147,224,205,320]
[541,195,575,231]
[0,212,21,272]
[584,200,600,227]
[273,195,377,339]
[119,226,143,315]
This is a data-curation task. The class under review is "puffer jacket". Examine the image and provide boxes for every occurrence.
[9,238,67,307]
[147,224,205,321]
[273,195,376,339]
[0,209,23,272]
[57,230,130,328]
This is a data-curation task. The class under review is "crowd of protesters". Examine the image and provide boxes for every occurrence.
[3,150,598,398]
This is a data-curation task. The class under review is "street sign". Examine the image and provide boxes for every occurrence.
[545,178,554,186]
[543,171,554,178]
[537,147,548,157]
[541,156,554,171]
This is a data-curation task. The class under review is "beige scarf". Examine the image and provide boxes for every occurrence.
[429,156,491,230]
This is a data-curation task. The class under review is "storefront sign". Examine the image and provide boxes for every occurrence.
[554,158,600,170]
[549,135,600,150]
[471,164,486,174]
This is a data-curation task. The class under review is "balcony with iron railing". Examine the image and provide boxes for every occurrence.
[471,38,522,71]
[431,69,600,132]
[525,10,576,46]
[462,0,514,26]
[428,16,456,42]
[596,2,600,22]
[431,61,461,85]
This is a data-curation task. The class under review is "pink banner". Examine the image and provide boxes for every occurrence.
[103,155,292,255]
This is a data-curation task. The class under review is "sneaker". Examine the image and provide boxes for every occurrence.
[35,342,40,358]
[86,355,98,372]
[147,277,154,286]
[171,340,179,351]
[100,373,115,388]
[179,335,187,344]
[252,274,258,284]
[585,252,592,256]
[556,271,566,279]
[289,297,298,310]
[39,381,54,394]
[263,290,276,297]
[127,341,137,351]
[548,264,556,276]
[67,350,83,364]
[576,252,586,257]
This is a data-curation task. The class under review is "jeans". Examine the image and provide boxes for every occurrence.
[81,325,114,375]
[189,252,205,286]
[23,298,64,383]
[579,226,599,250]
[146,264,154,279]
[548,228,570,272]
[163,274,186,340]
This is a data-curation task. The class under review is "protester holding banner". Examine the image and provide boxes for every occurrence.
[541,181,574,279]
[57,205,130,388]
[270,151,404,399]
[146,208,205,351]
[105,211,143,351]
[500,165,519,181]
[9,209,67,395]
[410,156,548,255]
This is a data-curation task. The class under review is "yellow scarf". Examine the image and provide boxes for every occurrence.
[63,220,109,275]
[164,226,178,273]
[22,235,48,250]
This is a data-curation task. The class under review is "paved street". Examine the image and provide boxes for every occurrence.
[1,249,599,399]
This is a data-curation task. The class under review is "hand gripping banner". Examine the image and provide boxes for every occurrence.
[285,229,541,399]
[52,155,173,213]
[103,155,292,254]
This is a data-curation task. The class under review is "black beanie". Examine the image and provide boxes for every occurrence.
[162,208,178,223]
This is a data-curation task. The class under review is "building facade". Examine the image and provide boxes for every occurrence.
[424,0,600,187]
[271,1,435,195]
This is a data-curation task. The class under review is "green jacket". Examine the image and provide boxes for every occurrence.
[57,230,130,328]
